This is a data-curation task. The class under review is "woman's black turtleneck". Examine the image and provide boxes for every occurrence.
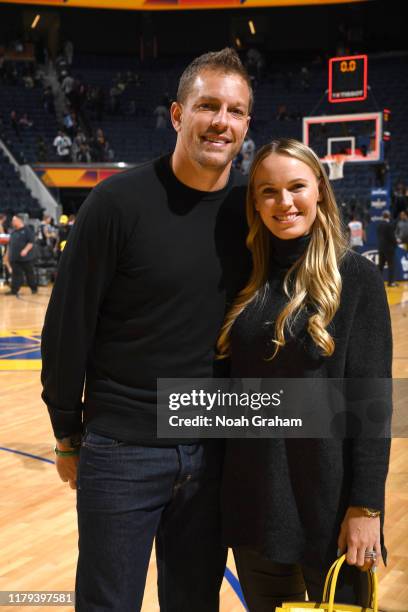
[269,232,311,272]
[222,235,393,568]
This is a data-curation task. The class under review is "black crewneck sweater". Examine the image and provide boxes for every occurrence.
[222,236,392,567]
[41,155,250,444]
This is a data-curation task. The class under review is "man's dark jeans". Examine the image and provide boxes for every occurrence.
[76,431,227,612]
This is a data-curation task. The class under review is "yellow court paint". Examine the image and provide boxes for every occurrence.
[385,282,408,306]
[0,359,41,371]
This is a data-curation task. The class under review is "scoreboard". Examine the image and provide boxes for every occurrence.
[328,55,368,103]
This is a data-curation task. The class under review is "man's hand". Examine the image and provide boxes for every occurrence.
[337,506,382,571]
[55,441,80,489]
[20,242,33,258]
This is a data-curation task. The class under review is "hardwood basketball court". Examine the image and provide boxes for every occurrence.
[0,283,407,612]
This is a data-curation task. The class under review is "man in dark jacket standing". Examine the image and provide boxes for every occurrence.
[6,214,37,296]
[377,210,398,287]
[41,49,252,612]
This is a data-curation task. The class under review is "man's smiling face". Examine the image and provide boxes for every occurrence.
[171,69,251,170]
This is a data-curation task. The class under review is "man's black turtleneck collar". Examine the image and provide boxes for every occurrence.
[269,232,311,272]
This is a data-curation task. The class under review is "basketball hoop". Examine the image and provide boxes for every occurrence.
[324,154,345,180]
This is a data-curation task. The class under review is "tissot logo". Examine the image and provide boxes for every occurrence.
[401,256,408,273]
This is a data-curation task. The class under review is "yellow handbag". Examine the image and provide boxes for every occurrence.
[276,554,378,612]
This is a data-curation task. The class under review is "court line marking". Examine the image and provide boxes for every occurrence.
[10,297,50,306]
[0,446,247,608]
[224,566,248,609]
[0,446,55,464]
[0,347,41,359]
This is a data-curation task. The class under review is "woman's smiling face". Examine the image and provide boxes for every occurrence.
[253,152,322,240]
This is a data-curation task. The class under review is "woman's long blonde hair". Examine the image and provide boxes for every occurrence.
[217,138,349,359]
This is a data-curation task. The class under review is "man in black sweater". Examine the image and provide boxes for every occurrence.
[41,49,252,611]
[377,210,398,287]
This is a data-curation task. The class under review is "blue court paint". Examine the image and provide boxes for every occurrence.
[0,446,55,464]
[0,447,247,608]
[0,334,41,360]
[224,566,248,609]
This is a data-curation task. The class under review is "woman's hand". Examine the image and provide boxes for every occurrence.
[337,506,382,571]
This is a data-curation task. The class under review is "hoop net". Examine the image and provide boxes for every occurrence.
[324,154,346,180]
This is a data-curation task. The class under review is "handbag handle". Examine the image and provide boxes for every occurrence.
[322,554,378,612]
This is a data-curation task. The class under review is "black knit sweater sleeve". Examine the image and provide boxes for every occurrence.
[41,185,130,438]
[343,255,393,510]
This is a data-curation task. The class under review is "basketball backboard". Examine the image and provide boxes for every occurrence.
[303,112,383,163]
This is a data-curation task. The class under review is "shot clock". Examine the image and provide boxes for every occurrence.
[328,54,368,103]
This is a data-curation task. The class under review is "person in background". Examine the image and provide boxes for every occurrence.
[377,210,398,287]
[276,104,288,121]
[391,182,407,220]
[90,127,107,162]
[38,214,57,249]
[64,40,74,66]
[62,111,76,138]
[43,86,55,115]
[53,130,72,162]
[240,151,252,175]
[154,103,169,129]
[0,213,11,283]
[71,129,87,161]
[347,213,365,251]
[5,214,37,296]
[241,133,256,164]
[36,136,48,162]
[10,110,20,138]
[19,112,34,129]
[0,212,8,234]
[56,214,71,254]
[76,143,91,163]
[395,210,408,250]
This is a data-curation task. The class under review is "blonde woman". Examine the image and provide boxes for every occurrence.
[218,139,392,610]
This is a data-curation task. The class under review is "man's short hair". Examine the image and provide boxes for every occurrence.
[177,48,253,113]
